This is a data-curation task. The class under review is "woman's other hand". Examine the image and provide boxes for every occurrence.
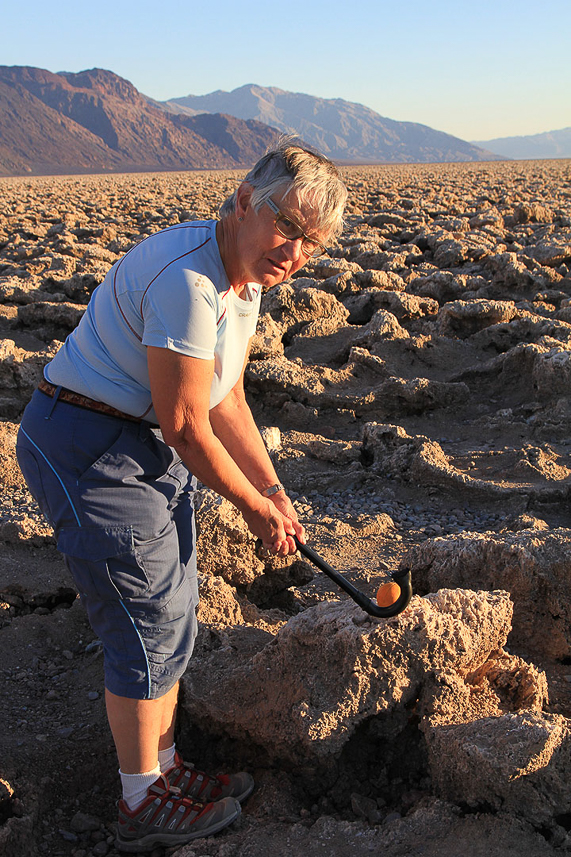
[241,495,301,557]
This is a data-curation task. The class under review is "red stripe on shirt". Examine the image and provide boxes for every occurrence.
[216,286,233,326]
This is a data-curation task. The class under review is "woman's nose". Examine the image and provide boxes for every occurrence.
[281,236,304,262]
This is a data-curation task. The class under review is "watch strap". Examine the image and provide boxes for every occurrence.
[261,482,285,497]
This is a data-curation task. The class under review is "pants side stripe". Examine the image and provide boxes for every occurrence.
[19,427,82,527]
[118,600,152,699]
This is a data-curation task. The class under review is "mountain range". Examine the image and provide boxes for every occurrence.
[473,127,571,160]
[0,66,567,177]
[0,66,277,177]
[0,67,500,177]
[163,84,496,164]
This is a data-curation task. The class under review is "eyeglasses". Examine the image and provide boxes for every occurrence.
[265,198,326,258]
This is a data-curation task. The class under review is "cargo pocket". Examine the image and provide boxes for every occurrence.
[57,525,150,601]
[142,574,198,687]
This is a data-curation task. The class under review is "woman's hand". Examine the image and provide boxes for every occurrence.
[241,493,303,556]
[268,491,305,550]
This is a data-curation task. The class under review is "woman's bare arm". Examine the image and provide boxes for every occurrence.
[147,345,297,553]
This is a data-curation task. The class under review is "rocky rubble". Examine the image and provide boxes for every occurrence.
[424,711,571,828]
[180,589,535,764]
[400,529,571,659]
[1,159,571,857]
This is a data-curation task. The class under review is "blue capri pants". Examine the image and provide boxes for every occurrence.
[16,389,199,700]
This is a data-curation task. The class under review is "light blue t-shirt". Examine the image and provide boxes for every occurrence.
[45,220,261,423]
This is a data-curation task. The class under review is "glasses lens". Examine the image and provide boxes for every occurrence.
[302,238,325,257]
[271,203,326,257]
[275,214,302,241]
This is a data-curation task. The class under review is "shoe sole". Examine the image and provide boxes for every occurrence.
[233,777,255,804]
[115,798,241,853]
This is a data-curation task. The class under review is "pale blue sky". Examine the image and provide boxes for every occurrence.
[2,0,569,141]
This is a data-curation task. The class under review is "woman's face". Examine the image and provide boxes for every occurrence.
[234,185,328,288]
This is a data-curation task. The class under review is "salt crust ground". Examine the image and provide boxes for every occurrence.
[0,160,570,856]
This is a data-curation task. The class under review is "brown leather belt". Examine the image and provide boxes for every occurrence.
[38,379,152,424]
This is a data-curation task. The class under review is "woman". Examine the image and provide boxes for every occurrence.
[16,138,347,852]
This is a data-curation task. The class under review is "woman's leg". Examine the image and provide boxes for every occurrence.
[159,680,179,752]
[105,682,180,774]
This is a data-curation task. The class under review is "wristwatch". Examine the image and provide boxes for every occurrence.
[261,482,285,497]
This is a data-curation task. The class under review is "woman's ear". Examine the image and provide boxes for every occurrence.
[235,182,254,220]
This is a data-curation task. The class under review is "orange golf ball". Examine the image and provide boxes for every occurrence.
[376,581,401,607]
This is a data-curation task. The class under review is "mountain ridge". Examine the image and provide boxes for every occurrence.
[0,68,511,176]
[164,83,498,164]
[0,66,278,177]
[472,127,571,160]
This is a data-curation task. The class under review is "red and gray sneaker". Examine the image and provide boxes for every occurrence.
[165,751,254,804]
[115,774,240,853]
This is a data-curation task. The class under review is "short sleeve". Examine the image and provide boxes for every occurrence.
[141,269,219,359]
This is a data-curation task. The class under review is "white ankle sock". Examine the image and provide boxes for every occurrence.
[158,743,177,773]
[120,764,161,811]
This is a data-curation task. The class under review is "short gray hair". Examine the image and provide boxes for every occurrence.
[219,136,347,238]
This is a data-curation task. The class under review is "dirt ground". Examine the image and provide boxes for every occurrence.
[1,160,571,856]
